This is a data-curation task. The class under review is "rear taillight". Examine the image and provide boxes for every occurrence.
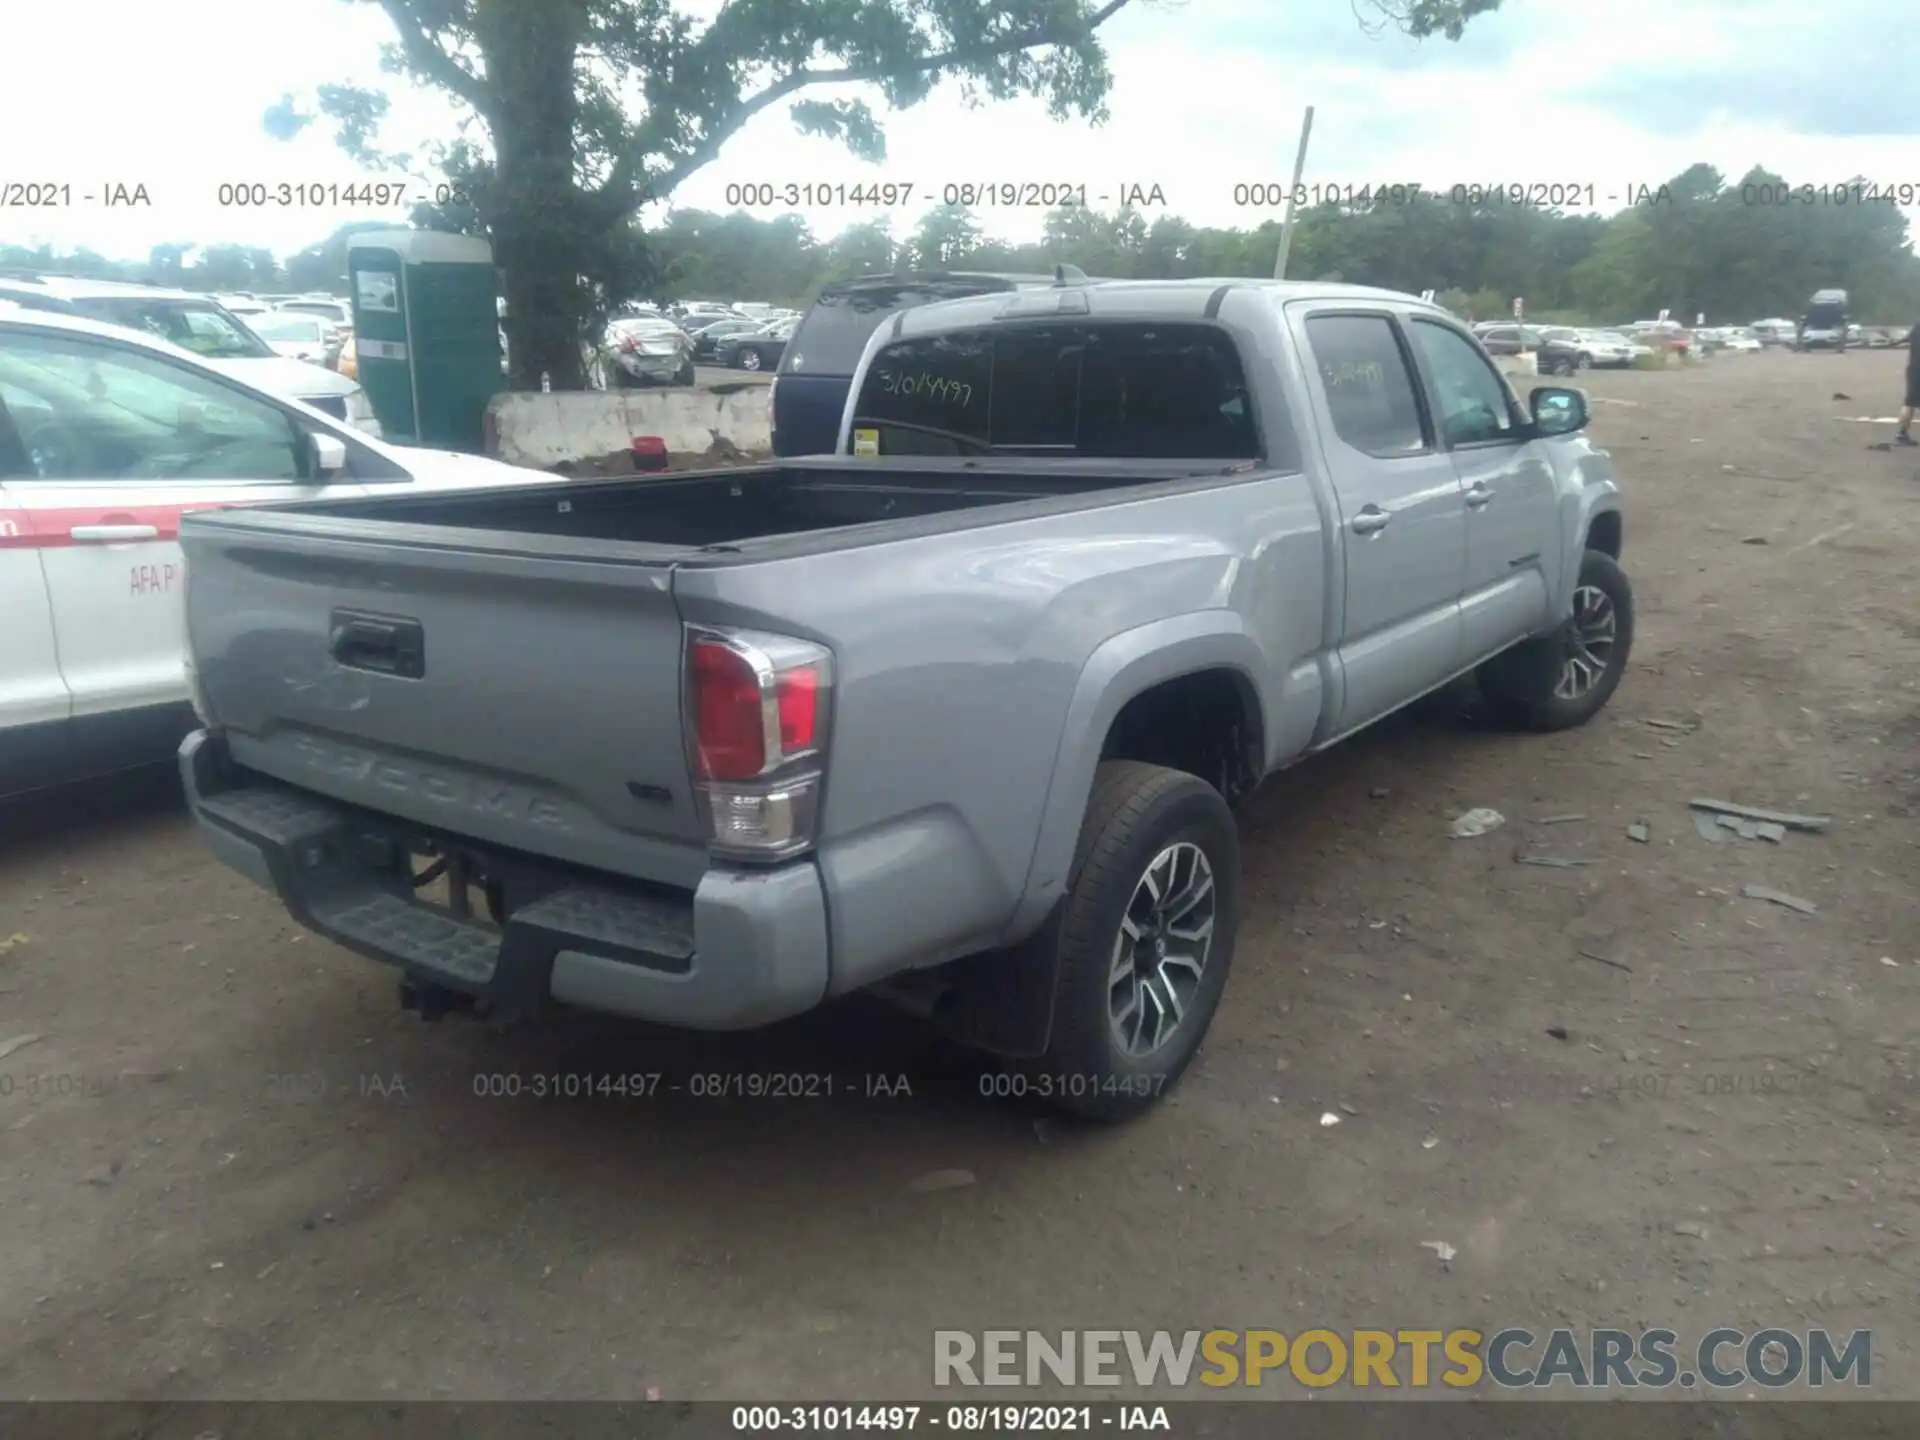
[684,627,832,860]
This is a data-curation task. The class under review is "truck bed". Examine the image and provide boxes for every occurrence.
[177,452,1271,898]
[295,456,1231,554]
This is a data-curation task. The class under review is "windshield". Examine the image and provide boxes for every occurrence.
[850,320,1280,464]
[247,313,326,342]
[75,298,274,359]
[1806,305,1844,329]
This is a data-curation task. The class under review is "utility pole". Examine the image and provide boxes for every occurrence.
[1272,106,1316,280]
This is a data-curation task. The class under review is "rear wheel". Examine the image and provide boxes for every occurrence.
[675,357,696,386]
[1477,548,1635,731]
[1575,352,1592,372]
[1026,761,1240,1122]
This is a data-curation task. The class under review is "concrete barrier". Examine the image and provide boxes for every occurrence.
[486,384,772,468]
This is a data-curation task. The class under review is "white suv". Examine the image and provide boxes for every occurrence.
[0,274,380,436]
[0,305,546,796]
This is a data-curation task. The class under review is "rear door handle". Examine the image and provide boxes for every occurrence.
[1464,483,1493,509]
[1350,507,1392,535]
[69,524,160,542]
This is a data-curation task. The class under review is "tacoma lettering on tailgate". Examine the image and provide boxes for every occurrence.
[289,734,573,830]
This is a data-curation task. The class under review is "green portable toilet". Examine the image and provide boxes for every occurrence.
[345,229,500,451]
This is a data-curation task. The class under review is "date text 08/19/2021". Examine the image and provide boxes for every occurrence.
[731,1406,1169,1433]
[719,181,1167,209]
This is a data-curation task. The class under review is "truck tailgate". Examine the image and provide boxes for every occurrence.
[181,514,706,888]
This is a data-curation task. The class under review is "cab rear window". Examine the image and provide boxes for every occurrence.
[849,322,1274,463]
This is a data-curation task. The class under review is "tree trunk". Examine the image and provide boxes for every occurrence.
[474,0,589,390]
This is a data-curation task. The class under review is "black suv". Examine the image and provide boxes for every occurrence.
[772,267,1089,457]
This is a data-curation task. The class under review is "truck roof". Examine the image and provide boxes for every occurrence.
[883,276,1448,339]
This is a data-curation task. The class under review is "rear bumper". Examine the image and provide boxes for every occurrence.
[179,729,829,1030]
[614,352,689,381]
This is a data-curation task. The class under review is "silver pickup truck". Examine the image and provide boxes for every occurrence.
[177,278,1628,1120]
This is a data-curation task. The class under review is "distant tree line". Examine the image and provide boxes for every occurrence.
[6,161,1917,326]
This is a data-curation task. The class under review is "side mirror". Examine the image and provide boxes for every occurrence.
[1529,385,1588,438]
[309,431,348,479]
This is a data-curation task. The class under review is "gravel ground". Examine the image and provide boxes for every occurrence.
[0,348,1916,1402]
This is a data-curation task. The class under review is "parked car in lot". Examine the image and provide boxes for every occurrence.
[607,317,696,386]
[0,274,380,432]
[1795,290,1849,351]
[171,277,1629,1120]
[773,267,1093,455]
[1475,324,1547,356]
[276,298,352,329]
[690,316,767,360]
[245,310,343,368]
[0,306,549,797]
[710,316,796,372]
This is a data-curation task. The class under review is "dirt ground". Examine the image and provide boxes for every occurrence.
[1,349,1917,1403]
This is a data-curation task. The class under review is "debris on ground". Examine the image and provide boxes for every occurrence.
[1627,821,1650,843]
[1546,1026,1570,1040]
[1689,798,1828,831]
[1339,1102,1359,1117]
[1422,1137,1440,1150]
[1319,1112,1342,1127]
[0,1033,44,1061]
[1672,1221,1709,1240]
[1576,949,1632,973]
[1741,536,1769,545]
[1516,855,1592,868]
[1692,810,1729,843]
[909,1169,977,1194]
[1880,957,1899,968]
[1643,718,1695,733]
[1449,808,1505,838]
[1832,392,1851,401]
[1537,813,1586,825]
[0,933,27,955]
[1740,884,1817,915]
[1420,1240,1457,1267]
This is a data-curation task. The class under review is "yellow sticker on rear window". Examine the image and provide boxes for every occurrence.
[852,427,879,456]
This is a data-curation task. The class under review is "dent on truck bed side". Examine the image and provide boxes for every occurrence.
[669,470,1328,991]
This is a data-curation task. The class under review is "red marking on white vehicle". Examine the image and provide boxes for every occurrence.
[0,502,231,548]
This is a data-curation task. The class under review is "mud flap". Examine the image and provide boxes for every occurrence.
[929,902,1066,1059]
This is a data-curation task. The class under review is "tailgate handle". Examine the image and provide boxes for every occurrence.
[329,609,425,679]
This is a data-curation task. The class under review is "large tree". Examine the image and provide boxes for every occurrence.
[269,0,1505,388]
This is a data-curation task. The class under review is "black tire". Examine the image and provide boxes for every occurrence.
[1574,352,1592,372]
[1028,761,1240,1122]
[1476,548,1635,731]
[675,357,696,385]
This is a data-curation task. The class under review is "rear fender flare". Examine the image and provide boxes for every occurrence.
[999,612,1268,944]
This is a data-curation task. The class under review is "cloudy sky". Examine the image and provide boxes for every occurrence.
[0,0,1913,259]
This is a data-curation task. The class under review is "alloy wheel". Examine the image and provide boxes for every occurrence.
[1109,842,1217,1057]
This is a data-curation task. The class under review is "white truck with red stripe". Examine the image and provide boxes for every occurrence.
[0,306,548,796]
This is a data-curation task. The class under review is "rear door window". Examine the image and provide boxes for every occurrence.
[851,322,1272,463]
[1302,314,1428,457]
